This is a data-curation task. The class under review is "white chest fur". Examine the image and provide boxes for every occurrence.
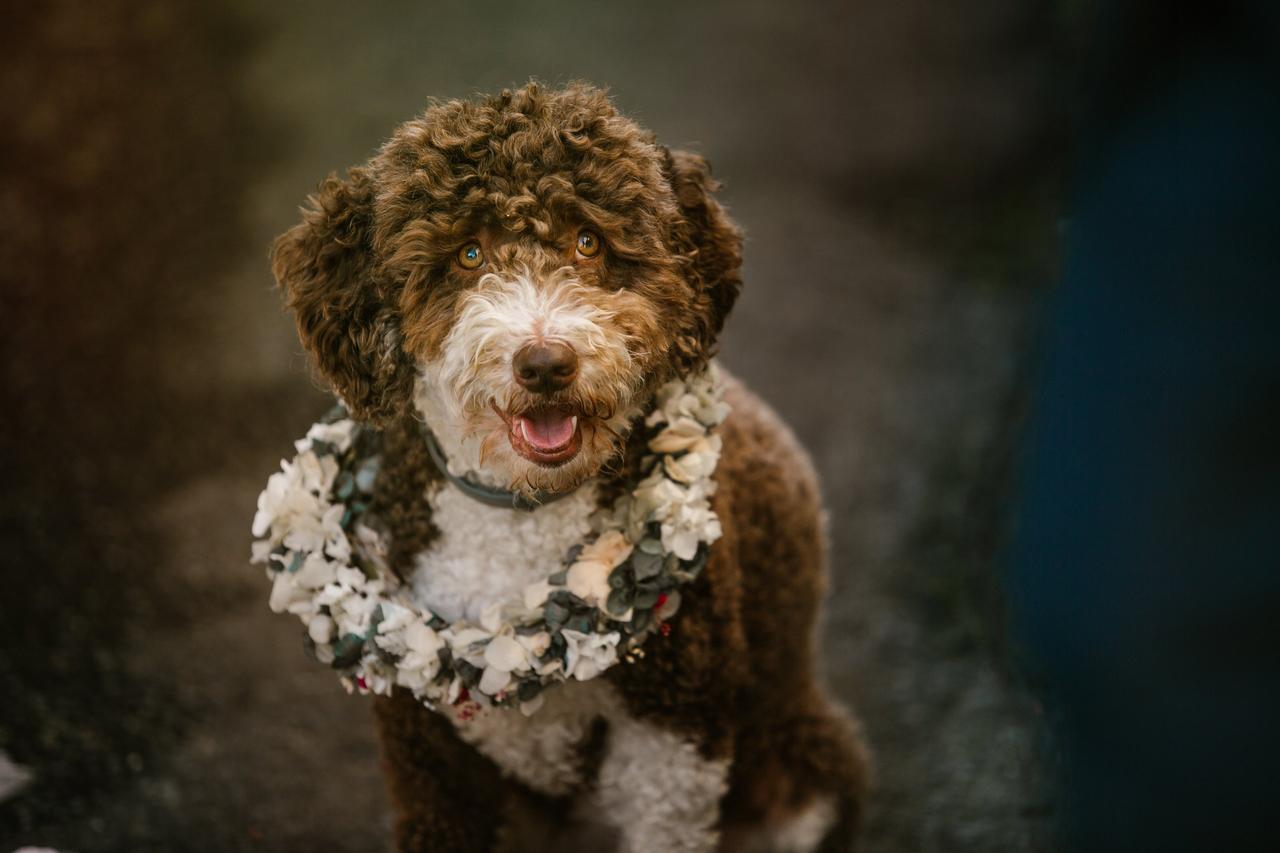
[408,483,731,851]
[446,679,730,853]
[409,483,597,624]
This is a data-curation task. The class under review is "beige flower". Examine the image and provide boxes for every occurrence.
[648,417,707,453]
[566,558,612,605]
[578,529,633,568]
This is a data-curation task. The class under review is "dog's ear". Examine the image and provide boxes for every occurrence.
[662,149,744,366]
[272,168,412,424]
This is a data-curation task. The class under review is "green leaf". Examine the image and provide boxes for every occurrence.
[632,550,663,580]
[544,601,570,627]
[455,659,482,687]
[355,457,380,493]
[606,588,634,616]
[607,565,633,591]
[638,538,664,555]
[633,587,661,610]
[548,589,588,608]
[330,633,364,669]
[335,471,356,500]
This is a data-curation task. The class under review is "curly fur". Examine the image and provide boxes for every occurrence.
[273,82,740,427]
[272,82,867,852]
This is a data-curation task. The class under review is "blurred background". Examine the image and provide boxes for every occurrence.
[5,1,1269,851]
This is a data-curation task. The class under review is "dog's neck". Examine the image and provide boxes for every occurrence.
[418,422,575,512]
[410,375,653,510]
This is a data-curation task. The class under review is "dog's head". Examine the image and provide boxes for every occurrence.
[272,82,741,496]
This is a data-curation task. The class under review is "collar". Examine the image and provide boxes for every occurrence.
[419,422,572,512]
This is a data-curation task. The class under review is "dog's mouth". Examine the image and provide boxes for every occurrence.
[497,403,582,467]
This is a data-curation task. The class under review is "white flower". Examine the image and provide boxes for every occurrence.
[282,503,348,560]
[335,565,367,589]
[293,552,339,590]
[472,631,540,699]
[296,450,340,494]
[353,522,390,576]
[404,621,445,656]
[322,580,378,635]
[307,613,335,644]
[516,631,551,658]
[390,620,444,689]
[268,572,309,614]
[483,635,528,673]
[631,468,683,516]
[443,626,495,672]
[375,601,416,636]
[315,581,351,609]
[645,378,684,427]
[250,539,275,565]
[563,630,620,681]
[252,460,325,540]
[303,419,356,452]
[660,493,721,560]
[479,666,512,695]
[523,579,552,611]
[478,601,505,633]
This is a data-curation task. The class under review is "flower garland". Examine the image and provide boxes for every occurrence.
[251,363,729,715]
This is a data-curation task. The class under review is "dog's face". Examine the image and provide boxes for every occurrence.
[273,83,741,495]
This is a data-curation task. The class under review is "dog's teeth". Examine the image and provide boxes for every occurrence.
[570,415,578,431]
[518,419,529,442]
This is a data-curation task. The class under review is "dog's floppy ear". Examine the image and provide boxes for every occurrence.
[663,149,744,365]
[272,168,412,424]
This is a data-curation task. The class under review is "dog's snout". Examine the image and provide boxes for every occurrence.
[513,341,578,394]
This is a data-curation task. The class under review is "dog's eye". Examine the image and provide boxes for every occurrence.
[576,230,602,259]
[457,242,484,270]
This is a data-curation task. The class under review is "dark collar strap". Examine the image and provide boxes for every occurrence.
[420,422,571,512]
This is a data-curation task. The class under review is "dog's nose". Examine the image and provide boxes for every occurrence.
[513,341,578,394]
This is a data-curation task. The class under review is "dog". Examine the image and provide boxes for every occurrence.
[271,82,869,853]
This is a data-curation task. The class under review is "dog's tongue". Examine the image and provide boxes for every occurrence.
[516,410,576,451]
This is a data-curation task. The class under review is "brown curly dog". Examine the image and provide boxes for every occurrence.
[271,81,869,853]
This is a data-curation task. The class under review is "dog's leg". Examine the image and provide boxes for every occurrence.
[722,700,871,853]
[591,708,731,853]
[598,525,747,852]
[373,690,560,852]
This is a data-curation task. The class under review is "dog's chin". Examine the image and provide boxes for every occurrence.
[493,416,616,495]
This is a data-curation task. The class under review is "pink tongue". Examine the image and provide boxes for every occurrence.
[518,411,575,450]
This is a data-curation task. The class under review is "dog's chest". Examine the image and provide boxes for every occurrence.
[408,484,597,624]
[445,679,615,796]
[408,486,607,792]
